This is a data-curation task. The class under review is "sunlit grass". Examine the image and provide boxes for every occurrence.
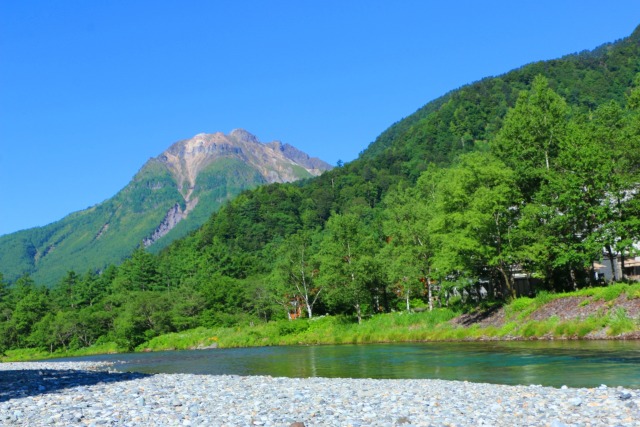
[2,341,120,362]
[3,283,639,362]
[606,307,638,336]
[504,291,559,321]
[574,282,640,301]
[139,327,224,351]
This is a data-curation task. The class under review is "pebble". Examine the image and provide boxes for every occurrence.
[0,361,639,426]
[568,397,582,407]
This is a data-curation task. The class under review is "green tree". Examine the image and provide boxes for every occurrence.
[29,311,80,352]
[380,175,439,311]
[588,100,629,279]
[428,152,523,299]
[197,274,252,327]
[9,274,37,305]
[112,246,161,292]
[72,306,109,348]
[317,212,381,323]
[271,230,322,319]
[9,286,50,347]
[537,121,613,288]
[113,291,174,350]
[0,272,8,302]
[614,77,640,273]
[493,75,569,200]
[0,272,9,354]
[75,270,110,307]
[52,270,81,309]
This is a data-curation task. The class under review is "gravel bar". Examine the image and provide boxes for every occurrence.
[0,361,638,426]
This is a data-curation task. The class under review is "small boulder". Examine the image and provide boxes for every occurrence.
[619,392,633,400]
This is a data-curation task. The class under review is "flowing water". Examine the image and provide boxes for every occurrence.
[56,340,640,388]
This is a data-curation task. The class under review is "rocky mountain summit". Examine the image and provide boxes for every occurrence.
[0,129,331,285]
[141,129,331,246]
[161,129,330,201]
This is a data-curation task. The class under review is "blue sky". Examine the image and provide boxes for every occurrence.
[1,1,639,236]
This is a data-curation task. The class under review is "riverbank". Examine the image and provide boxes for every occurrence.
[120,283,640,353]
[1,361,638,426]
[3,283,639,362]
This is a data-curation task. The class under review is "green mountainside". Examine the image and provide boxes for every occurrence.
[0,25,639,355]
[0,130,332,286]
[151,25,640,311]
[361,24,640,175]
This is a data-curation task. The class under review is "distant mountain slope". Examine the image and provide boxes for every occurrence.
[0,129,332,285]
[361,24,640,172]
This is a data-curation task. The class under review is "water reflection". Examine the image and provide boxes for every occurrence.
[52,340,640,388]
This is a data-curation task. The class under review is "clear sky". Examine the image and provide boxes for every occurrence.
[1,1,639,236]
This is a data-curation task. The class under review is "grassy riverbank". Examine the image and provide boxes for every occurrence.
[136,282,640,350]
[3,283,639,362]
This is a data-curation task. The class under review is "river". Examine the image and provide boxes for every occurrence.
[54,340,640,388]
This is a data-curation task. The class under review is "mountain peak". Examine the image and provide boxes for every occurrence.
[229,128,259,144]
[0,128,333,285]
[158,129,332,202]
[266,141,333,172]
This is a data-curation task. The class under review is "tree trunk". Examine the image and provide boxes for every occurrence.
[569,268,578,291]
[606,245,618,282]
[498,265,516,300]
[427,278,433,312]
[373,293,381,313]
[306,302,313,319]
[589,264,597,286]
[545,150,550,170]
[355,303,362,324]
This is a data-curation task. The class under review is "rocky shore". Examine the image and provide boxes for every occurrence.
[0,362,638,426]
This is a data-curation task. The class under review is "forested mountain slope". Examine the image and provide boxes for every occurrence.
[361,24,640,176]
[0,130,331,286]
[0,26,638,355]
[152,24,639,323]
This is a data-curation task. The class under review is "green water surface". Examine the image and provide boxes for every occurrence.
[57,340,640,388]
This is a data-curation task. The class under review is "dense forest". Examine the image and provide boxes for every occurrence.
[1,27,640,354]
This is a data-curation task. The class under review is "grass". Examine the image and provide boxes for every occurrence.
[504,291,558,321]
[3,283,639,362]
[573,282,640,301]
[606,307,638,336]
[2,341,120,362]
[137,327,222,351]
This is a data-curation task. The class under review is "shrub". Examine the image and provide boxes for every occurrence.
[601,284,627,302]
[607,307,636,336]
[277,319,310,336]
[505,297,536,319]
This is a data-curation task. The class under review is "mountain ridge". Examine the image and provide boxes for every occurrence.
[362,24,640,163]
[0,129,331,285]
[158,129,329,201]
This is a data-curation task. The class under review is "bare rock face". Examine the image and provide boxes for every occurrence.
[266,141,333,173]
[228,128,259,144]
[143,129,332,246]
[142,198,198,247]
[159,129,331,201]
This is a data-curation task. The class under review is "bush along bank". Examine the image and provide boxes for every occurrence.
[4,283,638,362]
